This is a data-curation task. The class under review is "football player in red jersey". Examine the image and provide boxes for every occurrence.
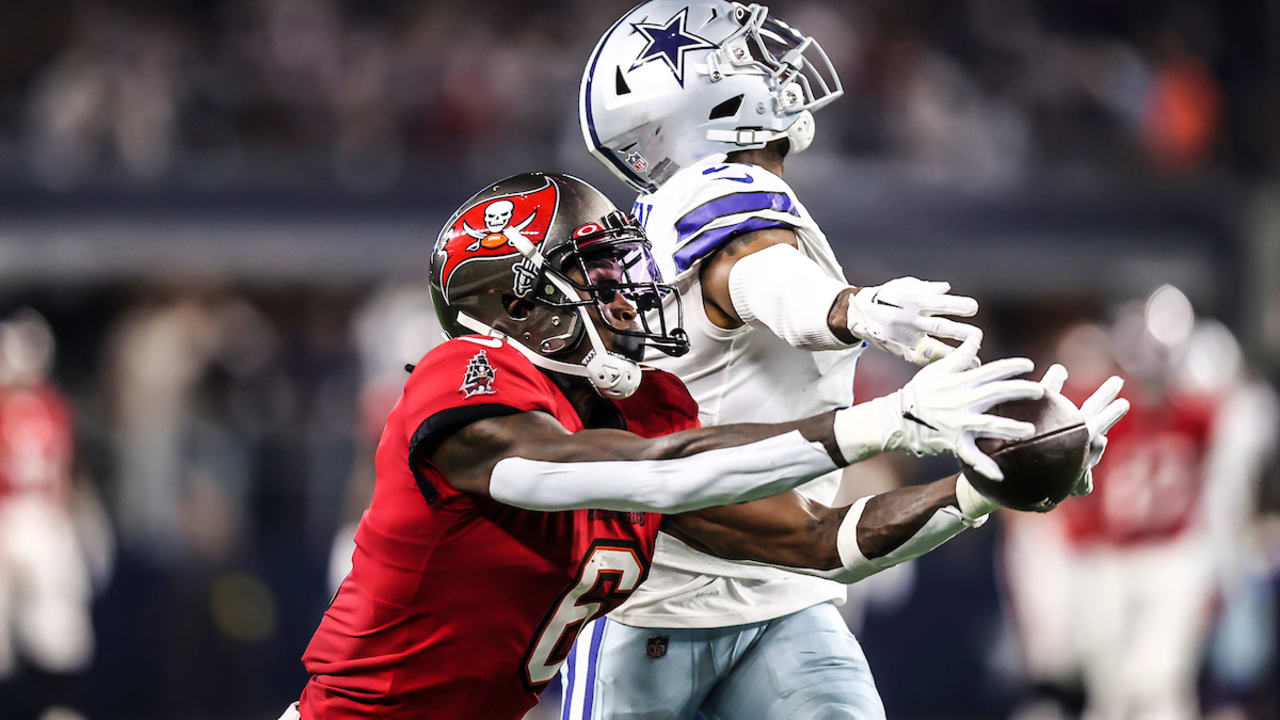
[285,172,1076,720]
[1003,298,1271,720]
[0,309,95,716]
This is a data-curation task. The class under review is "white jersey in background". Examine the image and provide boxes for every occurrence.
[608,154,865,629]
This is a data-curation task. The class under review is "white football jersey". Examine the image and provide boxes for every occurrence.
[608,155,864,628]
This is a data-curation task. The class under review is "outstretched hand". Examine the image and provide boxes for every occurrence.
[846,277,981,366]
[1038,364,1130,498]
[892,332,1045,481]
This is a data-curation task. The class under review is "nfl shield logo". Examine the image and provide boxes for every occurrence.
[646,635,668,659]
[627,151,649,172]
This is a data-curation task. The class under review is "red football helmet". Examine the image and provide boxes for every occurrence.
[430,172,687,398]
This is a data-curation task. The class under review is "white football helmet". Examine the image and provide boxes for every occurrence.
[581,1,843,193]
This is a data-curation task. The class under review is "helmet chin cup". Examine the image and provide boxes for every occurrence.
[584,349,642,399]
[455,312,641,400]
[785,110,815,154]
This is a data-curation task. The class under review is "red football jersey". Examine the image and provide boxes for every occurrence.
[299,336,699,719]
[0,384,73,501]
[1060,381,1217,547]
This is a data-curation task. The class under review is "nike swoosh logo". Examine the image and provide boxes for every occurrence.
[871,290,902,309]
[902,410,939,432]
[717,175,754,184]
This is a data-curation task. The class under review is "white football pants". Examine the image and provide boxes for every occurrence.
[560,601,885,720]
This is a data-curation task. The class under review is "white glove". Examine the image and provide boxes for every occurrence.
[1038,363,1130,498]
[846,277,980,366]
[834,332,1044,480]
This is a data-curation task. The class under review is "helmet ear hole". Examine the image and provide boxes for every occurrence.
[503,295,534,320]
[708,94,743,120]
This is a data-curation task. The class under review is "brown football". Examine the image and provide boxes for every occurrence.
[959,389,1089,511]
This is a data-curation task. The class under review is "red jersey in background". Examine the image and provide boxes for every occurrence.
[1060,381,1217,547]
[0,384,73,501]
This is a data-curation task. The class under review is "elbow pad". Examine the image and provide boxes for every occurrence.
[489,430,838,514]
[727,244,852,351]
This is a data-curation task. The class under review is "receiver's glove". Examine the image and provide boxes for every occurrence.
[1037,363,1130,499]
[846,277,980,366]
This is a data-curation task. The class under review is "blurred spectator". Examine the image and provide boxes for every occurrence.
[2,0,1273,190]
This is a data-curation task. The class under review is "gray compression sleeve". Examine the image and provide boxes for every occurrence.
[488,430,838,514]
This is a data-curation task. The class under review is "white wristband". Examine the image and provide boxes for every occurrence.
[831,394,906,464]
[955,474,1000,521]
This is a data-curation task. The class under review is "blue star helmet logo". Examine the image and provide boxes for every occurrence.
[629,8,716,87]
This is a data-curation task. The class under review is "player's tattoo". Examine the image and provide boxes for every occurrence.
[718,232,756,259]
[698,226,802,328]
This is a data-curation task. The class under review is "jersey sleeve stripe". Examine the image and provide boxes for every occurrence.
[673,217,790,272]
[674,191,798,242]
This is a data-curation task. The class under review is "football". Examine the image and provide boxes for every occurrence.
[960,389,1090,511]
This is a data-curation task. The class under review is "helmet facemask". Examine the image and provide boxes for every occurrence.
[700,5,842,155]
[713,5,843,117]
[544,211,689,362]
[456,209,688,399]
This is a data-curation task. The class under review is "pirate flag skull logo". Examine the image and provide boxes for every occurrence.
[436,178,560,296]
[463,199,538,252]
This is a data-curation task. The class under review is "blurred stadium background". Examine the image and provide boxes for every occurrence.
[0,0,1277,718]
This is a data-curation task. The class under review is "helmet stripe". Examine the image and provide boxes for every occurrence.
[580,4,655,193]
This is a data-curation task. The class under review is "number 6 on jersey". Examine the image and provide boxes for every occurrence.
[523,541,647,687]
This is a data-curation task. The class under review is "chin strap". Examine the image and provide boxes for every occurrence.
[705,127,786,146]
[456,230,642,400]
[784,110,815,153]
[456,313,641,400]
[704,110,815,154]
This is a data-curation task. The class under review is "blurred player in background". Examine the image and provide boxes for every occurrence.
[0,309,94,720]
[327,285,444,595]
[577,2,1127,717]
[1003,285,1279,720]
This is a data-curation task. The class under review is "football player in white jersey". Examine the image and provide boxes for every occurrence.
[568,2,1130,719]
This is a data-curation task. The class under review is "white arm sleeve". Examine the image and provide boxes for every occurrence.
[727,243,853,351]
[489,430,838,514]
